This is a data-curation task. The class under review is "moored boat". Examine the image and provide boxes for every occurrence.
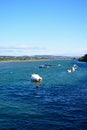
[67,64,78,73]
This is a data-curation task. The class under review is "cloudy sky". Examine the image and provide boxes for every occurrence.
[0,0,87,56]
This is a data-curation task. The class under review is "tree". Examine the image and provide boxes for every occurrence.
[78,54,87,62]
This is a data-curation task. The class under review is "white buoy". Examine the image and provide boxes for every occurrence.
[31,74,42,82]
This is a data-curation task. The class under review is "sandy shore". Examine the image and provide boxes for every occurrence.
[0,59,53,62]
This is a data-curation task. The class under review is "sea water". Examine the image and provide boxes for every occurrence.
[0,60,87,130]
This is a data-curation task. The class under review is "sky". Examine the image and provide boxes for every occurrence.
[0,0,87,56]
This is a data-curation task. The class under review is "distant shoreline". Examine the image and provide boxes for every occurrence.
[0,59,74,63]
[0,56,76,62]
[0,59,53,62]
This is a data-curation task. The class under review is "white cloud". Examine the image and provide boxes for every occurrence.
[0,45,45,50]
[0,45,86,56]
[64,48,87,56]
[0,45,47,56]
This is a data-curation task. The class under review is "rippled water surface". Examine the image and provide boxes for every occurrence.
[0,60,87,130]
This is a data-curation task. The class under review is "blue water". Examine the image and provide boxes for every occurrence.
[0,60,87,130]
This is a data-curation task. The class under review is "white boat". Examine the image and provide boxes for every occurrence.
[71,66,76,72]
[67,69,72,73]
[67,67,75,73]
[58,64,61,67]
[31,74,42,82]
[73,64,78,70]
[67,64,78,73]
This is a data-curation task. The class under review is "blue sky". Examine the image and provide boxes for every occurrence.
[0,0,87,56]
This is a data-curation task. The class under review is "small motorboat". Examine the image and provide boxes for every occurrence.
[58,64,61,67]
[31,74,42,82]
[44,64,52,66]
[73,64,78,70]
[67,67,75,73]
[67,69,72,73]
[67,64,78,73]
[39,64,52,68]
[39,65,47,68]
